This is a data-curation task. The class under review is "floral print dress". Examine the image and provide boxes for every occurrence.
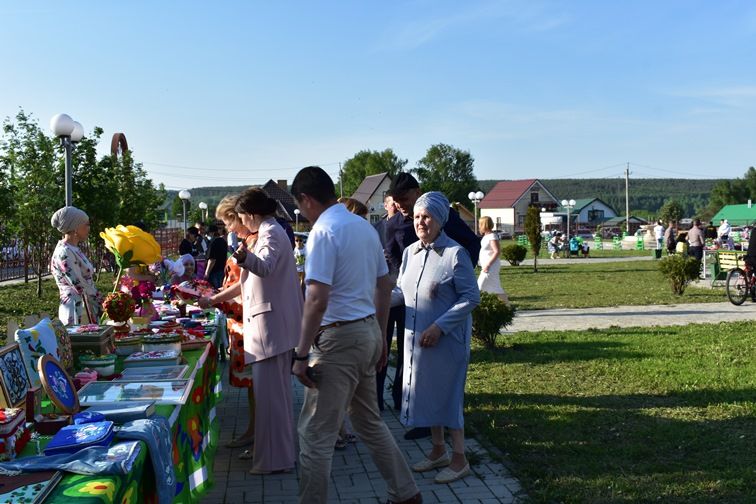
[51,241,103,325]
[218,235,254,388]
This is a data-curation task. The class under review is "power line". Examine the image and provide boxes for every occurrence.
[141,160,342,173]
[628,162,721,179]
[558,162,628,178]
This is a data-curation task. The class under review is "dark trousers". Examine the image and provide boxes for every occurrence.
[208,269,224,289]
[688,245,703,261]
[375,304,405,410]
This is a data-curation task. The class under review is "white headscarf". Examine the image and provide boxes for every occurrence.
[413,191,450,227]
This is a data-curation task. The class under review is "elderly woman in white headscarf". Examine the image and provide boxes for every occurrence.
[50,206,103,325]
[167,254,196,285]
[397,191,480,484]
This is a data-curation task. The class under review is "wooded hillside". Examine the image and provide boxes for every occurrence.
[479,178,725,218]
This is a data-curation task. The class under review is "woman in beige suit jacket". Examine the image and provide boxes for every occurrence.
[230,188,303,474]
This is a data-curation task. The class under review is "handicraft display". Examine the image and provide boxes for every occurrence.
[77,379,192,406]
[123,350,181,367]
[118,365,189,381]
[0,344,31,408]
[37,355,79,414]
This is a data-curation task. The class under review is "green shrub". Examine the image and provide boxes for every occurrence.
[472,292,516,349]
[501,244,527,266]
[658,255,701,295]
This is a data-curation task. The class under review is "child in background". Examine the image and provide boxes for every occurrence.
[293,236,306,288]
[168,254,196,285]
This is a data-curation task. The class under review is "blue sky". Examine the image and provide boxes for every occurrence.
[2,1,756,190]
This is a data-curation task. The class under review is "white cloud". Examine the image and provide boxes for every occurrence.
[665,85,756,108]
[378,0,570,51]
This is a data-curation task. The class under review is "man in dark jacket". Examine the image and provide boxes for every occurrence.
[383,172,480,439]
[179,227,200,256]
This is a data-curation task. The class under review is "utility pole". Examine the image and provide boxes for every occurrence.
[339,162,343,198]
[625,163,630,234]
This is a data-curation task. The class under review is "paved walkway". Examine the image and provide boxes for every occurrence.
[206,365,524,503]
[510,301,756,332]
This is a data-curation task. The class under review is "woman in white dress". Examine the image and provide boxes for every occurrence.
[477,216,508,303]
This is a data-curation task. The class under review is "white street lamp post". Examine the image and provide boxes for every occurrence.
[50,114,84,207]
[294,208,300,232]
[198,201,208,222]
[561,199,576,239]
[468,190,485,235]
[179,190,191,233]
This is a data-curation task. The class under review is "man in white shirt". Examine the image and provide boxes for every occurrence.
[653,220,665,259]
[290,167,420,504]
[718,219,732,249]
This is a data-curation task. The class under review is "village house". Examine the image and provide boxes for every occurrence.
[351,172,392,223]
[479,179,560,235]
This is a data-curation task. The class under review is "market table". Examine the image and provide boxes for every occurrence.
[18,328,223,503]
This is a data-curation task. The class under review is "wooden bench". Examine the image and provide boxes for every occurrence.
[710,250,746,281]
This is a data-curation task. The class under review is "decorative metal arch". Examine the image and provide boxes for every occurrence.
[111,133,129,159]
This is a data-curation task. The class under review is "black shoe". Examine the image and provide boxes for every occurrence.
[403,427,431,440]
[387,492,422,504]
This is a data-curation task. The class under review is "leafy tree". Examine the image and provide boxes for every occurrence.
[113,151,166,230]
[339,148,407,197]
[71,127,120,248]
[0,109,168,294]
[524,206,543,273]
[658,199,685,224]
[707,167,756,214]
[0,110,60,296]
[413,144,478,208]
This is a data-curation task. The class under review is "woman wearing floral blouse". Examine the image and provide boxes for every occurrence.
[50,206,102,325]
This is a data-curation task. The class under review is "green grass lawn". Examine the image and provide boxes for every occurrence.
[0,273,115,343]
[502,260,725,310]
[466,323,756,503]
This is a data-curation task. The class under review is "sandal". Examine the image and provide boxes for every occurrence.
[345,433,357,444]
[238,449,254,460]
[334,438,348,450]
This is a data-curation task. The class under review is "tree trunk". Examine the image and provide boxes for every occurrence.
[533,253,538,273]
[36,258,43,298]
[24,247,29,283]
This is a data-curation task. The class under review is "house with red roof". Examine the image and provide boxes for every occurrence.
[480,179,559,234]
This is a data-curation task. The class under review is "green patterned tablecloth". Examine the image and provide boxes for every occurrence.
[20,340,221,504]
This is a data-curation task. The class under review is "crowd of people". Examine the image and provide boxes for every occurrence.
[47,168,519,503]
[46,170,756,502]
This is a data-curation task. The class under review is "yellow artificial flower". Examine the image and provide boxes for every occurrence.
[117,225,162,264]
[100,225,162,266]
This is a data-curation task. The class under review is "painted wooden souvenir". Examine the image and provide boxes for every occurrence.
[37,355,79,415]
[0,344,31,408]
